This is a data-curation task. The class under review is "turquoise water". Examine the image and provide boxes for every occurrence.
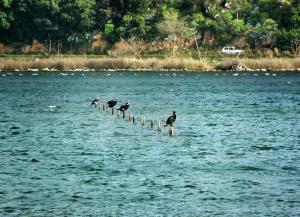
[0,71,299,216]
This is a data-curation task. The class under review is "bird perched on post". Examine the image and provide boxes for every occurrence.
[107,100,117,108]
[165,111,176,127]
[90,96,99,108]
[117,102,129,112]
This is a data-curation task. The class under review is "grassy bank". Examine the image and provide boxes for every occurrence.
[0,56,300,72]
[0,57,213,71]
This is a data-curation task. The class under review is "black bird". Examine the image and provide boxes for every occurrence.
[90,96,99,108]
[117,102,130,112]
[165,111,176,127]
[107,100,117,108]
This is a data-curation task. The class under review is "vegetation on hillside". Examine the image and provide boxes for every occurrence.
[0,0,299,57]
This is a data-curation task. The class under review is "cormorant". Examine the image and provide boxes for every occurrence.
[117,102,130,112]
[107,100,117,108]
[165,111,176,127]
[90,96,99,108]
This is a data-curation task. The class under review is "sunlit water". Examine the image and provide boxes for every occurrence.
[0,71,299,216]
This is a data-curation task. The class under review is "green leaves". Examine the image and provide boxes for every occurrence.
[0,0,12,30]
[190,12,205,28]
[157,10,187,37]
[0,0,299,52]
[104,20,115,37]
[291,5,300,27]
[0,0,12,8]
[232,19,245,34]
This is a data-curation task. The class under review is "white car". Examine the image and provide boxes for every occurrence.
[221,47,244,55]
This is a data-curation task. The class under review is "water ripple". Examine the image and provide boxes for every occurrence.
[0,72,299,216]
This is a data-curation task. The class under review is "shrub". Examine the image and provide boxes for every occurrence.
[109,38,146,57]
[0,43,13,53]
[263,49,274,58]
[273,47,280,57]
[215,59,238,70]
[282,50,293,57]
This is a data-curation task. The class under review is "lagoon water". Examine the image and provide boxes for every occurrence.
[0,71,299,216]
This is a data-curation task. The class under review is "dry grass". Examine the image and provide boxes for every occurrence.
[216,58,300,71]
[240,58,300,70]
[1,57,300,72]
[215,59,239,70]
[22,40,47,53]
[0,43,13,53]
[108,39,146,57]
[91,33,109,54]
[0,57,213,71]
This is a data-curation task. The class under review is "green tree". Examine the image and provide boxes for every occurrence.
[157,9,188,56]
[2,0,60,46]
[250,18,278,48]
[277,29,300,57]
[0,0,13,31]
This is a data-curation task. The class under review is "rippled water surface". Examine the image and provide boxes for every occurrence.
[0,71,300,216]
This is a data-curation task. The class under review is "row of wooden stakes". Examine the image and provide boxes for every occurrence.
[97,103,174,136]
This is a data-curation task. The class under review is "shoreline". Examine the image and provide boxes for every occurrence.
[1,68,300,73]
[1,57,300,72]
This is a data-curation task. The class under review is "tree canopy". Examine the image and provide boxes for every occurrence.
[0,0,299,53]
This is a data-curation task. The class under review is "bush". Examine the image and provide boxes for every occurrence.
[109,38,146,57]
[282,50,293,57]
[91,33,109,55]
[0,43,13,53]
[215,60,238,70]
[273,47,280,57]
[263,49,274,58]
[22,40,47,54]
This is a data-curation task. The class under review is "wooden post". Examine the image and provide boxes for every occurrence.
[132,116,135,124]
[141,115,145,126]
[158,120,162,132]
[168,126,174,136]
[150,120,154,129]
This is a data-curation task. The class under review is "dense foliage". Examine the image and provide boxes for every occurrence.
[0,0,299,54]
